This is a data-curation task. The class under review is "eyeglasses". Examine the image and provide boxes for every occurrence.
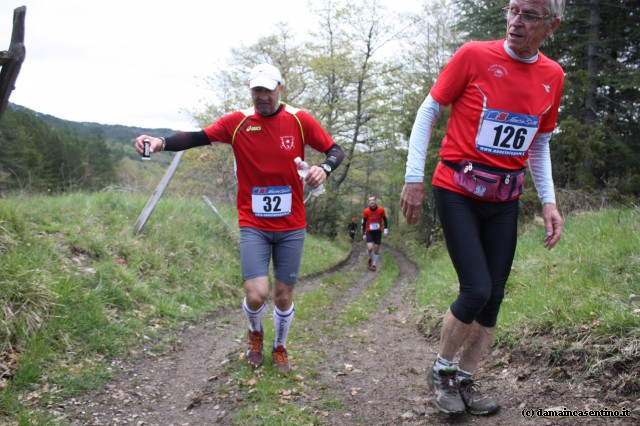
[503,6,550,24]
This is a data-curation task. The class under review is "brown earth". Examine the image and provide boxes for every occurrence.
[56,245,638,425]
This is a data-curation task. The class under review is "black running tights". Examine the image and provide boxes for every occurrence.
[433,186,519,328]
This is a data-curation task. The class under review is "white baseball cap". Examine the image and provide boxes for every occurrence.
[248,63,283,90]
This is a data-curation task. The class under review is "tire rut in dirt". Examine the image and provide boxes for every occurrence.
[58,244,384,425]
[298,246,438,425]
[60,308,246,425]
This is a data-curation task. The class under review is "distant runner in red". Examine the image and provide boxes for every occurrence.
[362,195,388,271]
[134,63,344,375]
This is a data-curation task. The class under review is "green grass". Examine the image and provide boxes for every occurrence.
[0,192,351,424]
[410,207,640,350]
[502,208,639,340]
[221,253,398,424]
[340,253,398,326]
[3,192,638,423]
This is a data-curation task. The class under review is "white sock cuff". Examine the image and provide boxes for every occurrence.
[243,297,266,315]
[274,304,294,318]
[458,368,473,378]
[435,354,456,369]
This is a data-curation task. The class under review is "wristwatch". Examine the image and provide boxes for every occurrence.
[320,163,332,177]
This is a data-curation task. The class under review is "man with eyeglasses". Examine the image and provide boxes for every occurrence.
[401,0,565,417]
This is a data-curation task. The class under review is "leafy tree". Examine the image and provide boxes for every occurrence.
[454,0,505,40]
[545,0,640,195]
[301,0,412,234]
[389,0,462,245]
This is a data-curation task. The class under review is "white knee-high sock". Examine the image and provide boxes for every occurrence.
[243,297,266,332]
[273,304,295,349]
[373,253,379,265]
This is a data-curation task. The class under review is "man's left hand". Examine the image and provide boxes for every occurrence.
[305,165,327,189]
[542,203,563,250]
[401,182,425,224]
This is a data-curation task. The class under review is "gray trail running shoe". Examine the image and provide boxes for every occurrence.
[271,345,291,374]
[458,378,499,415]
[427,367,466,414]
[246,329,264,368]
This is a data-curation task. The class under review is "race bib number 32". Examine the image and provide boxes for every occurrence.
[476,109,539,157]
[252,186,292,218]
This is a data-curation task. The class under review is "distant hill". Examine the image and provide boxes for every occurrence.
[0,103,181,194]
[8,102,180,147]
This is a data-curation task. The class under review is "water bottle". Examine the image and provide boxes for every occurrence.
[294,157,325,197]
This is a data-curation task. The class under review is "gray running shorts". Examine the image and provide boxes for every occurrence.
[239,227,306,285]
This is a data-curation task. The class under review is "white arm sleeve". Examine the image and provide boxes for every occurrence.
[405,94,443,183]
[527,132,556,205]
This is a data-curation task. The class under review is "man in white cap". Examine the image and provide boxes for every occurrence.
[135,63,343,374]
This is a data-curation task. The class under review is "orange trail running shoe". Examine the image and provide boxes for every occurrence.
[246,329,264,368]
[271,345,291,375]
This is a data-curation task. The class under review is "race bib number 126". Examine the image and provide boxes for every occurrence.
[476,109,539,157]
[252,186,292,218]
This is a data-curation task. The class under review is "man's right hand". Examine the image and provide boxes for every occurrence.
[401,182,426,224]
[134,135,164,156]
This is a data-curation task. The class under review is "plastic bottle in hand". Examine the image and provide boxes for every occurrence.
[294,157,325,197]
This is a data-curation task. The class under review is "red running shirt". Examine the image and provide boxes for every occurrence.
[203,104,334,231]
[362,206,387,232]
[429,39,564,198]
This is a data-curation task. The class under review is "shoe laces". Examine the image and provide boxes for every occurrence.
[272,346,288,364]
[459,378,484,399]
[249,331,263,353]
[440,375,460,395]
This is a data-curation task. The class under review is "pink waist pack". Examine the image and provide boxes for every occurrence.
[442,159,526,201]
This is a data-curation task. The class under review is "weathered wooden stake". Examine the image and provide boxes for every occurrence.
[202,195,238,238]
[0,6,27,121]
[133,151,184,235]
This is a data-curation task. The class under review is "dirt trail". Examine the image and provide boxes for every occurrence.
[59,245,637,425]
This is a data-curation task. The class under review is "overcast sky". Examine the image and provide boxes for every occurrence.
[1,0,419,131]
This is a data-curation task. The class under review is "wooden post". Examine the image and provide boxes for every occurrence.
[133,151,184,235]
[0,6,26,120]
[202,195,238,238]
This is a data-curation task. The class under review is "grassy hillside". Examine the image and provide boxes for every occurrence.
[0,192,351,423]
[409,208,640,342]
[1,193,638,423]
[407,207,640,395]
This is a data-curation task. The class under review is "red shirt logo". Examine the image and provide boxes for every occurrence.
[280,136,295,150]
